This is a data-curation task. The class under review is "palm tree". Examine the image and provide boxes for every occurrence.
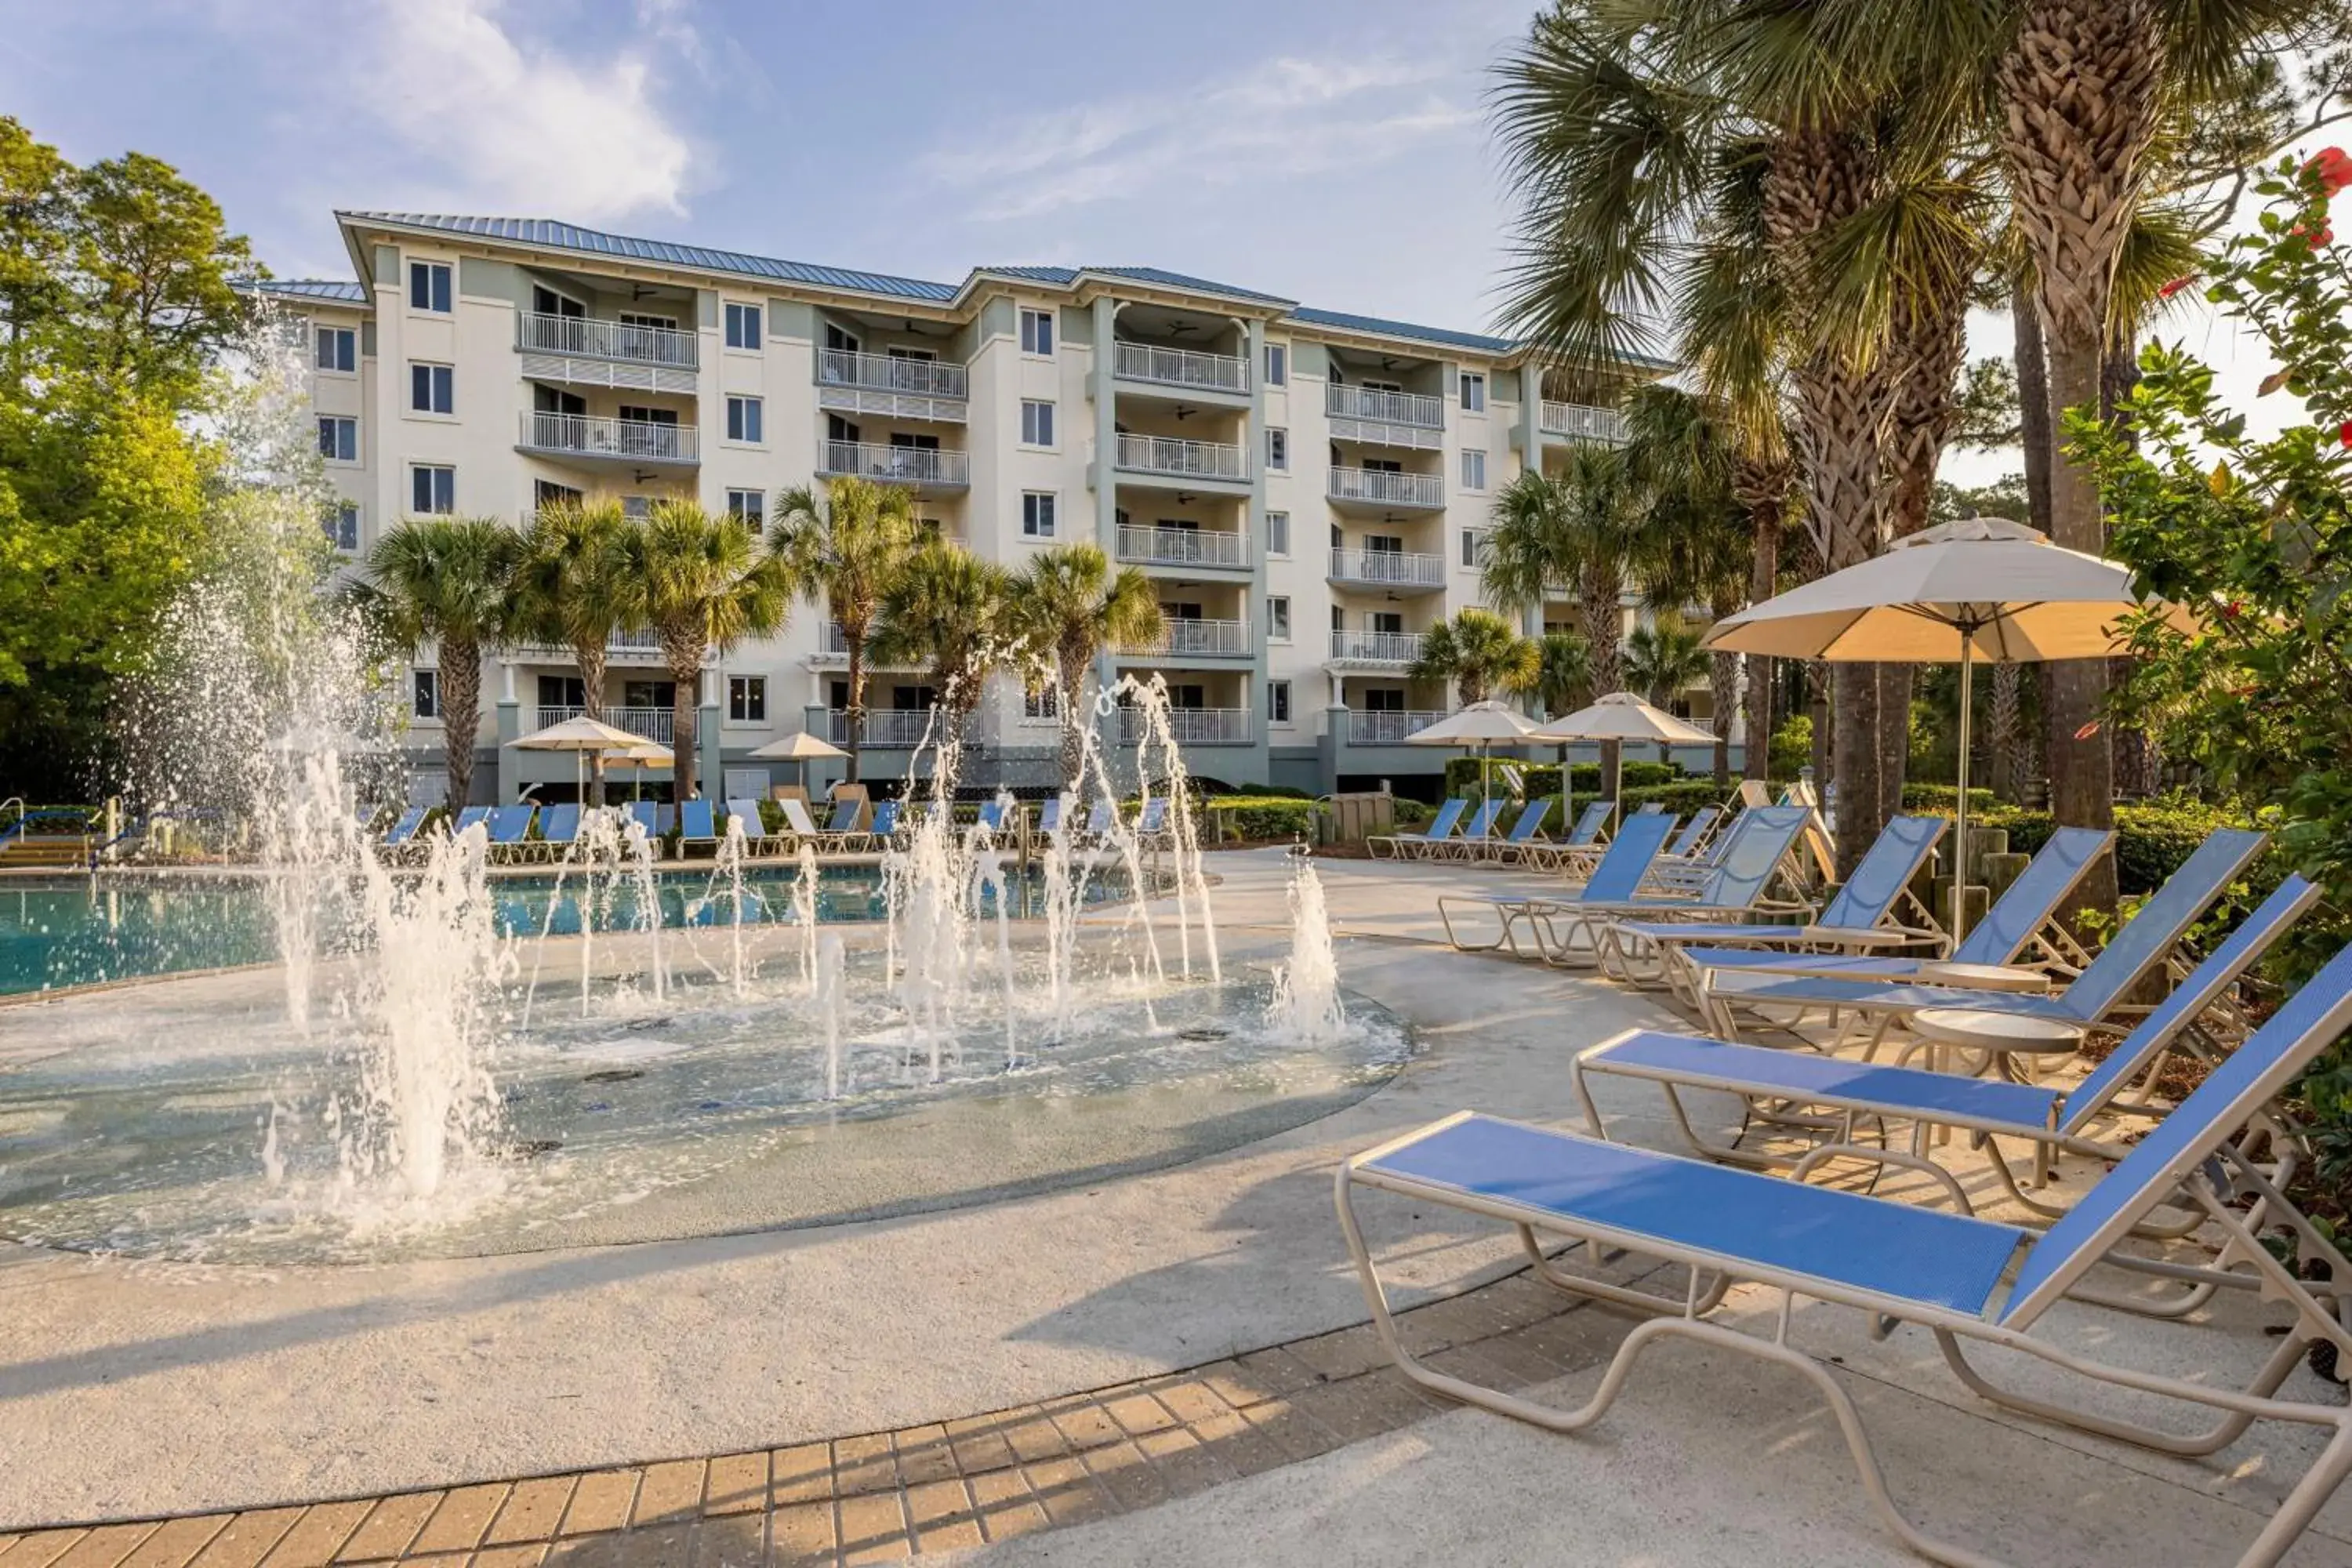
[514,499,636,804]
[1623,620,1711,711]
[361,516,521,812]
[1507,630,1594,768]
[1408,608,1538,706]
[768,477,921,784]
[1008,543,1163,789]
[623,500,792,804]
[872,539,1011,797]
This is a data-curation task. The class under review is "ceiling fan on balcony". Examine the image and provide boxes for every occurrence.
[1173,405,1195,420]
[1175,492,1195,506]
[633,470,659,486]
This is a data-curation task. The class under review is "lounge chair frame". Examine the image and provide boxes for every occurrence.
[1368,798,1468,860]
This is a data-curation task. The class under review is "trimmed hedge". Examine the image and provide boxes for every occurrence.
[1443,757,1684,797]
[1899,783,1997,815]
[1203,795,1320,842]
[1904,793,2269,898]
[1621,779,1740,816]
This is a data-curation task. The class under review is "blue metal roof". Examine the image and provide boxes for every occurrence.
[1288,305,1519,355]
[340,212,960,303]
[241,278,368,303]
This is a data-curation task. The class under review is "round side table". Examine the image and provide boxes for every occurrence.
[1912,961,2054,995]
[1905,1006,2085,1085]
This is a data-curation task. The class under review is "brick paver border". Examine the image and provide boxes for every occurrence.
[0,1263,1635,1568]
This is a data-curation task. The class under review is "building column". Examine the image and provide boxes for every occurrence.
[801,700,832,800]
[1089,295,1121,713]
[495,659,521,802]
[698,679,722,800]
[1244,314,1271,786]
[1319,702,1348,794]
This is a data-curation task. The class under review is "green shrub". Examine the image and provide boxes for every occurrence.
[1904,793,2272,898]
[1900,782,1997,815]
[1621,780,1738,816]
[1205,796,1320,842]
[1443,757,1683,797]
[1768,714,1811,781]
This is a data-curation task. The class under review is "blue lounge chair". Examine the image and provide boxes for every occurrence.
[1483,799,1555,865]
[655,804,678,837]
[1436,799,1507,862]
[1338,935,2352,1568]
[777,797,820,844]
[450,805,492,838]
[1577,874,2323,1226]
[1606,814,1950,998]
[869,799,902,846]
[484,804,535,860]
[379,805,426,848]
[1083,800,1117,840]
[1036,794,1070,837]
[1549,805,1816,972]
[973,797,1010,835]
[1519,797,1614,873]
[1135,796,1174,850]
[818,797,866,852]
[677,799,717,855]
[1699,828,2270,1052]
[1368,797,1467,860]
[625,802,661,849]
[723,800,772,854]
[534,803,583,862]
[1437,810,1680,957]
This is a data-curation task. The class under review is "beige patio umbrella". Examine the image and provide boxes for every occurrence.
[1403,700,1548,800]
[748,728,848,793]
[608,739,674,802]
[1528,691,1715,829]
[509,714,650,804]
[1700,515,2198,938]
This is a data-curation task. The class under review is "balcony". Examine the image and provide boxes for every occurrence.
[827,707,974,749]
[516,312,697,393]
[1328,466,1444,510]
[1328,547,1446,592]
[816,350,968,425]
[1345,708,1451,746]
[1540,401,1627,443]
[1114,706,1253,746]
[1115,525,1250,571]
[1326,384,1445,451]
[808,622,922,669]
[536,705,675,744]
[818,441,971,490]
[1112,432,1248,484]
[1115,619,1250,659]
[513,628,687,668]
[1112,340,1248,397]
[518,411,698,466]
[1327,630,1427,667]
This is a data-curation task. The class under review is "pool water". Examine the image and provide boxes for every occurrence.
[0,866,1134,996]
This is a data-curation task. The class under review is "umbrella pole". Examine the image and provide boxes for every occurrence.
[1953,631,1974,944]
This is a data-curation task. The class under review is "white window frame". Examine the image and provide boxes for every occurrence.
[408,260,452,314]
[1022,491,1058,539]
[1020,399,1056,448]
[726,488,764,526]
[727,673,768,724]
[1459,371,1486,412]
[1265,343,1287,386]
[724,301,763,350]
[314,325,356,374]
[1019,307,1054,357]
[317,416,358,464]
[1266,510,1290,557]
[1461,528,1485,569]
[412,668,441,720]
[726,394,764,445]
[1265,427,1288,470]
[408,361,454,416]
[1268,679,1293,727]
[324,500,360,552]
[1461,448,1486,491]
[1267,595,1291,642]
[1023,686,1060,722]
[410,463,456,516]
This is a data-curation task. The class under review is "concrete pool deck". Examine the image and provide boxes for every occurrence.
[0,851,2347,1566]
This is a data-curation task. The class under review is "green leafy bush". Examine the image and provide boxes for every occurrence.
[1768,715,1812,781]
[1443,757,1683,797]
[1900,783,1997,815]
[1205,796,1320,842]
[1621,780,1738,816]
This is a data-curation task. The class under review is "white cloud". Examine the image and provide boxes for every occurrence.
[354,0,695,221]
[923,53,1479,223]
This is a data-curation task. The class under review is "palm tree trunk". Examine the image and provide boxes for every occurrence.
[1991,662,2023,803]
[658,627,702,804]
[1879,286,1970,823]
[2040,328,2116,882]
[2013,277,2055,535]
[575,642,608,807]
[844,640,866,784]
[1709,648,1737,786]
[1735,463,1784,786]
[1057,652,1087,791]
[439,637,481,813]
[1579,567,1623,811]
[1808,662,1831,785]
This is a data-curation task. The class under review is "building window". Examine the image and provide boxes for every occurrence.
[726,395,764,443]
[1265,427,1287,470]
[410,463,456,515]
[314,326,355,372]
[409,361,454,415]
[724,301,762,349]
[728,674,767,723]
[1268,680,1293,725]
[412,669,440,720]
[1266,510,1290,557]
[1019,307,1054,356]
[323,501,360,551]
[1023,687,1059,720]
[726,488,764,525]
[1459,372,1486,412]
[1461,528,1483,568]
[316,416,358,463]
[622,495,653,519]
[1461,448,1486,491]
[1265,343,1287,386]
[1021,399,1055,447]
[1268,595,1291,641]
[408,261,452,314]
[1022,492,1057,538]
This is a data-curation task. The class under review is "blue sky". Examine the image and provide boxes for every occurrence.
[3,0,2315,488]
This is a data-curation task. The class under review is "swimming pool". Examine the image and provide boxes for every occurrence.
[0,864,1137,996]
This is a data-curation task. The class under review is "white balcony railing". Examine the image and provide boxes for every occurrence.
[1112,340,1248,394]
[1115,525,1250,569]
[1328,466,1444,507]
[816,349,967,399]
[1540,401,1628,442]
[1346,708,1452,745]
[514,627,676,664]
[536,705,675,744]
[520,411,698,463]
[1113,432,1247,481]
[515,312,699,369]
[818,441,971,487]
[1117,619,1250,658]
[1326,383,1444,428]
[1328,547,1446,588]
[1114,706,1252,745]
[810,622,922,667]
[827,708,972,748]
[1327,630,1426,665]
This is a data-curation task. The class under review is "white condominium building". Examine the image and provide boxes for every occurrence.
[262,212,1671,804]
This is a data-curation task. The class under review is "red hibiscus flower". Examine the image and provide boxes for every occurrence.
[2307,147,2352,195]
[2339,420,2352,448]
[2158,275,2197,299]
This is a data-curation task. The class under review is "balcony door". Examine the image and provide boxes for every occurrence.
[1364,458,1403,475]
[619,404,678,426]
[1164,601,1203,620]
[1366,535,1403,556]
[1371,612,1403,635]
[891,685,936,711]
[623,680,676,712]
[531,285,585,319]
[538,675,586,711]
[1362,688,1405,713]
[535,386,586,416]
[828,415,861,445]
[1169,684,1206,710]
[825,324,860,354]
